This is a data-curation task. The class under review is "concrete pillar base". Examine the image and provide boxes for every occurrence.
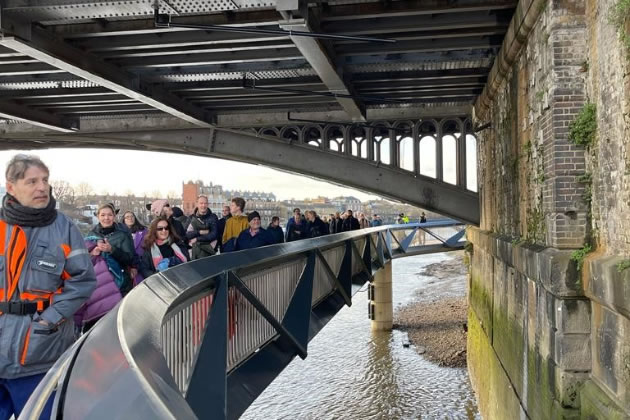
[370,261,393,331]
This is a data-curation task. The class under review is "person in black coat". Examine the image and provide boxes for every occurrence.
[285,208,307,242]
[216,205,231,251]
[341,210,360,232]
[139,217,189,278]
[335,211,343,233]
[305,210,329,238]
[328,213,337,234]
[147,199,187,247]
[186,196,219,260]
[267,216,285,244]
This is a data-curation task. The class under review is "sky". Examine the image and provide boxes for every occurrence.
[0,148,382,201]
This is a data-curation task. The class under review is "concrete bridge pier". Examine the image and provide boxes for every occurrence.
[371,261,393,331]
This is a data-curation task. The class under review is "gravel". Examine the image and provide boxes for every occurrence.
[393,252,469,368]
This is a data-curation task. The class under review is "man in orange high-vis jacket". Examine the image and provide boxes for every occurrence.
[0,155,96,420]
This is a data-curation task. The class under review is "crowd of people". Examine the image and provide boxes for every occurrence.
[0,153,429,418]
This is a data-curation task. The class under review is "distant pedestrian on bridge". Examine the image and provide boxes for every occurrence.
[358,212,370,229]
[235,211,275,251]
[334,211,343,233]
[420,212,427,223]
[0,154,95,420]
[216,205,231,252]
[222,197,249,252]
[286,208,307,242]
[371,214,383,227]
[342,210,360,231]
[328,213,337,234]
[139,217,188,277]
[267,216,285,244]
[305,210,329,238]
[186,195,219,260]
[121,210,147,285]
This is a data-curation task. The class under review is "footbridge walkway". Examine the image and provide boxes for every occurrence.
[21,220,465,420]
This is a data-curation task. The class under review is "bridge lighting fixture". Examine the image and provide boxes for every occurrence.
[153,6,396,44]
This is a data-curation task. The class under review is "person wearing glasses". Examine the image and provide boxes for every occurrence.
[121,211,147,285]
[76,203,135,333]
[139,217,189,278]
[147,199,187,247]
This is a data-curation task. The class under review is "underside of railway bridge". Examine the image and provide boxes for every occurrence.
[0,0,628,419]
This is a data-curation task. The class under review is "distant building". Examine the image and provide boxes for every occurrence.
[182,180,225,214]
[330,196,362,213]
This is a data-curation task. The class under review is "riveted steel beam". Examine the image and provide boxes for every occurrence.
[0,25,215,127]
[0,99,77,132]
[279,19,365,122]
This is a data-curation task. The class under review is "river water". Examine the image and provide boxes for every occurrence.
[242,252,480,420]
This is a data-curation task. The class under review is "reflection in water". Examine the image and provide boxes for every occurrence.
[242,253,479,420]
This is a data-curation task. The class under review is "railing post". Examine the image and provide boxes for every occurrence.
[280,251,316,357]
[370,261,393,331]
[185,273,228,420]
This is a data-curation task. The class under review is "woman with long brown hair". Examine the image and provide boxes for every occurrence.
[139,216,189,277]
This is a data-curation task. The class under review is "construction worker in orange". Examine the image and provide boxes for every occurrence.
[0,154,96,420]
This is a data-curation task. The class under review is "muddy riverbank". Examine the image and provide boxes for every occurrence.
[394,252,469,367]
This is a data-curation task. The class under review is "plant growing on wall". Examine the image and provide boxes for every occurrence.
[568,103,597,147]
[609,0,630,56]
[571,244,592,272]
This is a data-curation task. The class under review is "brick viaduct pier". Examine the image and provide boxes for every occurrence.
[467,0,630,418]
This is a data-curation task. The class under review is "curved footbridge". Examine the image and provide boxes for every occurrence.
[22,220,465,419]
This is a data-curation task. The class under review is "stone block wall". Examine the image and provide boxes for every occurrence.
[468,0,630,418]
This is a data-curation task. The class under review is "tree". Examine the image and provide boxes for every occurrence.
[75,182,93,198]
[166,190,178,200]
[51,180,75,207]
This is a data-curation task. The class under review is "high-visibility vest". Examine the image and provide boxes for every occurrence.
[0,220,71,313]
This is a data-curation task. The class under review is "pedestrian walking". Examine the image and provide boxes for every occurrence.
[139,217,189,277]
[267,216,285,244]
[234,211,275,251]
[186,195,219,260]
[0,154,96,420]
[121,210,147,285]
[222,197,249,252]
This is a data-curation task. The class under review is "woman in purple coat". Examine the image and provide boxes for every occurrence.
[122,211,147,285]
[75,204,135,333]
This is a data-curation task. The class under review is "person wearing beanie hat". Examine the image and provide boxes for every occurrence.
[234,210,274,251]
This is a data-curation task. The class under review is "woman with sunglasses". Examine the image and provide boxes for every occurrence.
[121,210,147,285]
[139,216,189,278]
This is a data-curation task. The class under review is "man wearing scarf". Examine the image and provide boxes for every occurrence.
[0,155,96,419]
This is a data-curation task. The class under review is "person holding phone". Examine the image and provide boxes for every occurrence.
[75,203,135,333]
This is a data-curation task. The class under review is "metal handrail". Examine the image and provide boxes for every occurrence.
[20,220,465,420]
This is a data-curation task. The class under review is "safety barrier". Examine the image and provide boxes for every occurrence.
[20,220,465,420]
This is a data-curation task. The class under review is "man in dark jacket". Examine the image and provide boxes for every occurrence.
[235,211,275,250]
[285,207,307,242]
[328,213,337,234]
[342,209,360,231]
[305,210,329,238]
[0,154,96,419]
[186,195,219,260]
[335,211,343,233]
[267,216,285,244]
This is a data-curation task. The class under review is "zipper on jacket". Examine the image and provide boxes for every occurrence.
[20,325,31,365]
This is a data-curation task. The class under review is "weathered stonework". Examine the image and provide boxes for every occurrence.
[469,0,630,418]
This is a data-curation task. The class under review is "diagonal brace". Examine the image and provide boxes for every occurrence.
[315,249,352,307]
[228,271,307,359]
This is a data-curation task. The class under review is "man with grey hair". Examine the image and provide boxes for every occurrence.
[0,154,96,419]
